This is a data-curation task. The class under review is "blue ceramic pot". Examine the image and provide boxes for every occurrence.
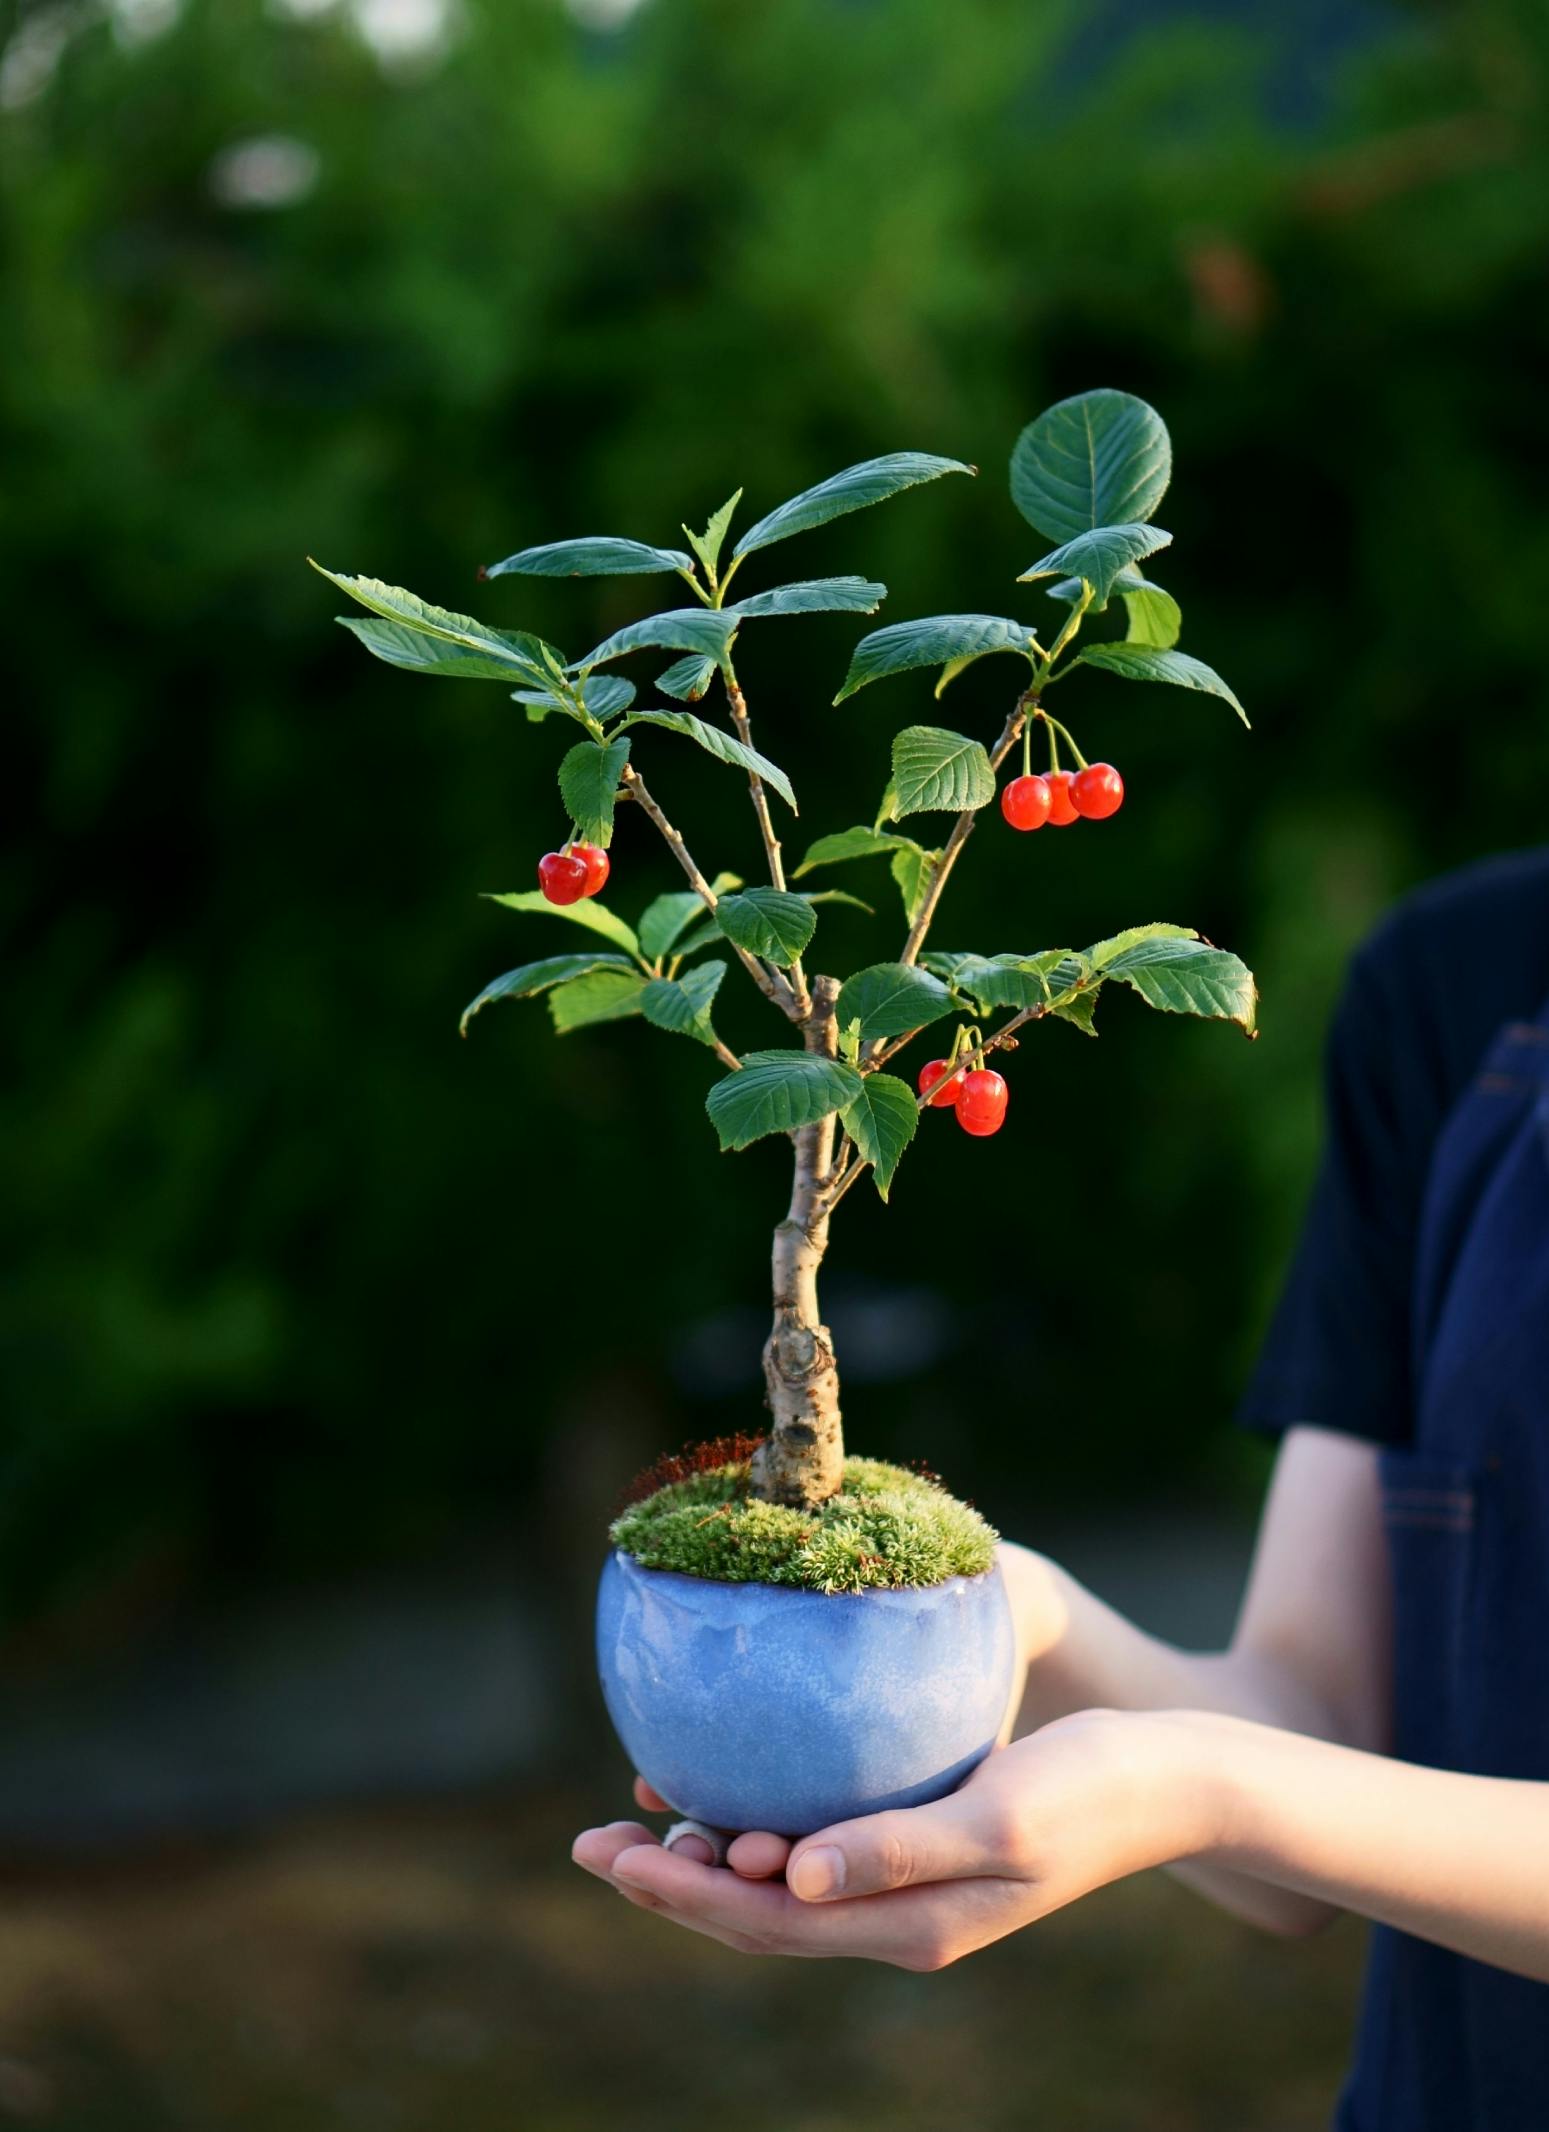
[596,1549,1016,1838]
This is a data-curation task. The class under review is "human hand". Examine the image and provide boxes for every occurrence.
[571,1708,1219,1970]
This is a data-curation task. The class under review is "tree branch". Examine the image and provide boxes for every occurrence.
[898,692,1033,969]
[725,672,812,1019]
[620,763,797,1016]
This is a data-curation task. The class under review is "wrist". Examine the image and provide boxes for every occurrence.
[1112,1709,1242,1867]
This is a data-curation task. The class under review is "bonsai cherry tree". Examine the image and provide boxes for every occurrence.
[312,388,1254,1542]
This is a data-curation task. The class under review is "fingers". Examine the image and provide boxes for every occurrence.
[726,1830,792,1880]
[571,1820,661,1880]
[786,1789,1008,1903]
[633,1776,673,1814]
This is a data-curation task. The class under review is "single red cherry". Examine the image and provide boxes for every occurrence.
[1045,771,1081,827]
[1000,773,1052,833]
[1072,763,1124,821]
[572,841,610,897]
[917,1058,965,1109]
[538,850,589,905]
[955,1068,1009,1137]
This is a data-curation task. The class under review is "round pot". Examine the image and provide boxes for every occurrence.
[596,1548,1016,1838]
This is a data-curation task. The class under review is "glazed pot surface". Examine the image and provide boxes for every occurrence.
[596,1549,1016,1837]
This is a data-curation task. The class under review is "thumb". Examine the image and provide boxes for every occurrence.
[786,1790,997,1903]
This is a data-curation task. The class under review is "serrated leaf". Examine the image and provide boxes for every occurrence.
[793,824,924,875]
[557,736,631,847]
[935,652,988,697]
[547,968,648,1033]
[923,948,1089,1013]
[714,888,817,967]
[338,615,560,688]
[1009,389,1172,544]
[484,890,640,957]
[1071,644,1249,727]
[638,877,743,963]
[515,673,636,725]
[315,558,561,687]
[801,889,875,915]
[1085,928,1257,1032]
[1122,580,1181,650]
[1017,523,1173,609]
[459,953,635,1036]
[732,453,973,561]
[625,710,797,811]
[841,1074,918,1201]
[835,961,955,1041]
[1049,991,1100,1036]
[731,576,886,619]
[705,1050,865,1151]
[684,490,742,579]
[890,845,936,925]
[655,654,717,703]
[888,726,995,818]
[670,916,728,963]
[575,608,741,673]
[834,614,1040,703]
[641,960,728,1049]
[483,537,694,580]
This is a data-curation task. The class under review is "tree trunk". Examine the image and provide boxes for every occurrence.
[748,974,845,1508]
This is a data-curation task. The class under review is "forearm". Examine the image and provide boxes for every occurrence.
[1183,1711,1549,1982]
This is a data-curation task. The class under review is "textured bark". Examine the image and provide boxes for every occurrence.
[749,975,846,1508]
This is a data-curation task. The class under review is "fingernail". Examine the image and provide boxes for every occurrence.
[790,1845,845,1901]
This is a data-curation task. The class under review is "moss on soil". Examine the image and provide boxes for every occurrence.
[609,1454,998,1594]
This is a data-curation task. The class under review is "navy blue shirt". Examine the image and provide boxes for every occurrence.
[1238,845,1549,1446]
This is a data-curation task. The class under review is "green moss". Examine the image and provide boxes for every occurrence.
[609,1455,998,1594]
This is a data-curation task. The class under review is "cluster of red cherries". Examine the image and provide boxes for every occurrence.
[916,1055,1009,1137]
[538,842,611,905]
[1001,760,1123,831]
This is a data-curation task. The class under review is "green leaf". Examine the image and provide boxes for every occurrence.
[793,823,923,875]
[557,736,631,847]
[732,452,973,561]
[890,845,937,925]
[834,614,1040,703]
[1122,580,1181,650]
[835,961,955,1041]
[1086,929,1257,1033]
[670,916,729,963]
[1086,922,1197,965]
[731,576,886,619]
[714,888,817,966]
[705,1050,865,1151]
[934,652,989,697]
[684,490,742,579]
[313,564,561,688]
[1072,644,1249,727]
[574,607,741,673]
[336,616,558,688]
[547,968,648,1033]
[887,725,995,818]
[641,960,728,1049]
[921,951,1048,1013]
[459,953,635,1036]
[1049,991,1100,1037]
[638,875,743,963]
[1009,389,1172,544]
[655,654,717,703]
[801,888,874,915]
[484,890,641,958]
[1016,523,1173,609]
[483,537,694,580]
[515,673,636,725]
[625,710,797,811]
[840,1073,918,1201]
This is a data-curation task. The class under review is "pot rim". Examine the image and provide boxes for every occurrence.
[604,1545,1004,1600]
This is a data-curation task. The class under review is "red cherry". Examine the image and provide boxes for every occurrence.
[1000,773,1052,833]
[917,1058,965,1109]
[572,842,610,897]
[1045,771,1081,827]
[1072,763,1124,821]
[538,850,589,905]
[955,1068,1009,1137]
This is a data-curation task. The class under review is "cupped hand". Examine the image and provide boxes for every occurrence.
[571,1708,1216,1970]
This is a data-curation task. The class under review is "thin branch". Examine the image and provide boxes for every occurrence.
[864,1025,927,1075]
[822,1003,1047,1216]
[725,672,812,1020]
[620,764,797,1016]
[897,694,1033,970]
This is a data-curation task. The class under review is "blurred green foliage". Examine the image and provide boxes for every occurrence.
[5,0,1549,1619]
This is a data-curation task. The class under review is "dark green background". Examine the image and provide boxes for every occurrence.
[6,0,1548,1624]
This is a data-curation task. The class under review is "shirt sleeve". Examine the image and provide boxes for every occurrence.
[1236,931,1440,1446]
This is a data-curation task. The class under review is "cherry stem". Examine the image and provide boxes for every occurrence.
[1041,711,1088,772]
